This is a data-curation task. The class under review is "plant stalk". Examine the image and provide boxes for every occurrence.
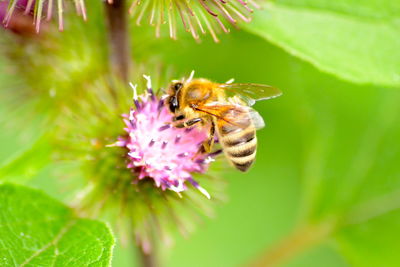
[137,246,158,267]
[249,220,335,267]
[105,1,155,266]
[104,0,131,83]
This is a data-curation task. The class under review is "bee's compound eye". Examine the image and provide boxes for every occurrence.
[168,97,178,113]
[169,102,176,113]
[174,82,183,91]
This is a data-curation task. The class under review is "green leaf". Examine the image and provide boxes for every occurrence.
[243,1,400,87]
[0,184,115,266]
[275,0,400,19]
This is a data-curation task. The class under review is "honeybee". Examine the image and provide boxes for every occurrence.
[166,74,282,172]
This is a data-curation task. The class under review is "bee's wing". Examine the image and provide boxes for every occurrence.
[195,103,265,130]
[248,108,265,130]
[219,83,282,106]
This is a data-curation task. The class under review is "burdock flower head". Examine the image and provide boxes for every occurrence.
[2,0,260,41]
[55,73,225,251]
[129,0,260,42]
[110,76,216,198]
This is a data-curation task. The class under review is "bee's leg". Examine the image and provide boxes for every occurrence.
[201,121,215,153]
[174,118,202,128]
[186,118,203,127]
[172,115,185,122]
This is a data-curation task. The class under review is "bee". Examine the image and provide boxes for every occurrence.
[166,74,282,172]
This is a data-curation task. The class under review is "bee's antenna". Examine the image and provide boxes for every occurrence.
[187,70,195,83]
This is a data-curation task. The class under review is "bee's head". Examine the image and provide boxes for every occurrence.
[166,81,184,113]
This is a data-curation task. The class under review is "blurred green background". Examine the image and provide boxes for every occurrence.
[1,0,400,266]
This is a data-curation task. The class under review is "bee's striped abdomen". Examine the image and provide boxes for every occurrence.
[218,115,257,172]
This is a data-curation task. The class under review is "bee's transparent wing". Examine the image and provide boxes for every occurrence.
[219,83,282,106]
[248,108,265,130]
[199,102,266,130]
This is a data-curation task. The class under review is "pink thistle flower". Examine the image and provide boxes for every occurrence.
[110,76,219,198]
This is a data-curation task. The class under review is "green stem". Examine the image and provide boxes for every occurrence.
[137,246,158,267]
[249,220,336,267]
[104,0,131,83]
[250,190,400,267]
[344,190,400,225]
